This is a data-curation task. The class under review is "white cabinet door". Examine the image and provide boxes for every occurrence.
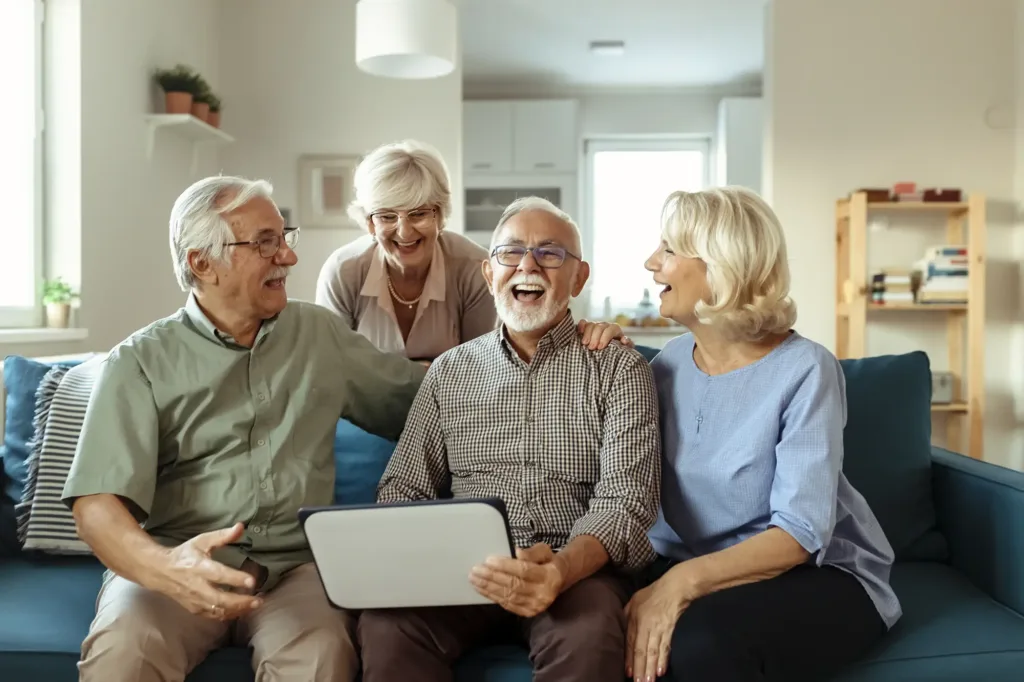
[463,101,513,174]
[512,100,578,173]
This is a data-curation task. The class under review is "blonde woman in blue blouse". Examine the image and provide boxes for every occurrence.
[625,187,900,682]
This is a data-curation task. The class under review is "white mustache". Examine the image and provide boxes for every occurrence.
[264,267,290,283]
[506,274,547,290]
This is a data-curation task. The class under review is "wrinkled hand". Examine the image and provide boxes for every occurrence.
[154,523,263,621]
[470,543,563,617]
[578,319,635,350]
[625,573,692,681]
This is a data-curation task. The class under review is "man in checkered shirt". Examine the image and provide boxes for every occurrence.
[357,196,662,682]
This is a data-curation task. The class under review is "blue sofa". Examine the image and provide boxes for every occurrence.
[1,347,1022,681]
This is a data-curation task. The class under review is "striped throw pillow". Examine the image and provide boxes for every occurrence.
[15,358,103,554]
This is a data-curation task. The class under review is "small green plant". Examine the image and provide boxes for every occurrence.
[192,75,211,102]
[153,63,200,94]
[207,93,222,112]
[42,277,78,305]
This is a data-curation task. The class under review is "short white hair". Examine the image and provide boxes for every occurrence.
[169,175,274,292]
[490,196,582,255]
[348,139,452,229]
[661,186,797,342]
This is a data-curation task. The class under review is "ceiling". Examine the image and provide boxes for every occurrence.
[457,0,767,93]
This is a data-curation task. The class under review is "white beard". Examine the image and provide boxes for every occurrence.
[493,277,562,333]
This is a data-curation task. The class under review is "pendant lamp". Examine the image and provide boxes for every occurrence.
[355,0,457,79]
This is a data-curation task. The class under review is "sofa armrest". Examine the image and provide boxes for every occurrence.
[931,446,1024,615]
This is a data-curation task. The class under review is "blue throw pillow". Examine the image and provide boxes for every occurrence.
[839,351,947,562]
[1,355,86,506]
[333,418,397,505]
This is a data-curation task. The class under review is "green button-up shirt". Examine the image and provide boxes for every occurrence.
[62,294,425,590]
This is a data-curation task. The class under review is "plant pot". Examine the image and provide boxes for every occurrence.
[207,111,221,128]
[191,101,210,122]
[165,91,192,114]
[45,302,71,329]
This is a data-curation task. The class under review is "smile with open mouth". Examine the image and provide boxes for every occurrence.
[511,284,545,303]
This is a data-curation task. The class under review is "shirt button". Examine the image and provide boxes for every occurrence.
[260,481,268,490]
[257,439,265,446]
[252,526,262,534]
[258,393,266,401]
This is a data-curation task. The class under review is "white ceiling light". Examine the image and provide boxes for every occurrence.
[589,40,626,56]
[356,0,457,79]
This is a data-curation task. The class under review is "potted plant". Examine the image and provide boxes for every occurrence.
[42,277,78,329]
[153,63,197,115]
[207,93,222,128]
[190,76,212,122]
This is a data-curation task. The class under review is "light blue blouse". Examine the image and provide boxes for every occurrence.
[648,331,902,629]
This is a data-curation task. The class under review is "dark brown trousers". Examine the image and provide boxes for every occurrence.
[357,571,631,682]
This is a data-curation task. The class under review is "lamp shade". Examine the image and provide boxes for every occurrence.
[355,0,457,79]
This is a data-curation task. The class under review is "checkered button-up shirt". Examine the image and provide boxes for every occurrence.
[377,312,661,571]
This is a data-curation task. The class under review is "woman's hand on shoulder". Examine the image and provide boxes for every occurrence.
[577,319,635,350]
[625,565,698,681]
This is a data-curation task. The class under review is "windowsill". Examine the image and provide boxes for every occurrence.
[0,327,89,344]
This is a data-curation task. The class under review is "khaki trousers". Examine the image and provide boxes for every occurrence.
[78,562,357,682]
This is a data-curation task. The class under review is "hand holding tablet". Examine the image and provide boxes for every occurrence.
[300,497,515,610]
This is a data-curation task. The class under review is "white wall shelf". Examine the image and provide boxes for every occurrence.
[144,114,234,173]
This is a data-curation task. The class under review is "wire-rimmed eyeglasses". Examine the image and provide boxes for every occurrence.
[225,227,300,258]
[490,244,581,269]
[370,207,437,229]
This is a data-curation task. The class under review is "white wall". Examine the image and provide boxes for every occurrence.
[765,0,1022,468]
[217,0,463,304]
[578,91,723,139]
[2,0,224,359]
[1014,0,1024,468]
[716,96,763,192]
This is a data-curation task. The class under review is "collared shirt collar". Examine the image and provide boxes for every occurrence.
[497,309,577,360]
[183,292,277,348]
[360,240,447,306]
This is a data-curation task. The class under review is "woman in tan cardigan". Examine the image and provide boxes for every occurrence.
[315,140,628,360]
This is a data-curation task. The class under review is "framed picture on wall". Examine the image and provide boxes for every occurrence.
[297,154,361,228]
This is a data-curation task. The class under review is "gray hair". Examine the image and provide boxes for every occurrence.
[490,196,582,255]
[347,139,452,229]
[168,175,275,292]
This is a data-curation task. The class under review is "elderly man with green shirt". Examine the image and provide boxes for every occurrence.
[61,175,426,682]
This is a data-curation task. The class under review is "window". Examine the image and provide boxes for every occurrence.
[584,138,709,317]
[0,0,44,327]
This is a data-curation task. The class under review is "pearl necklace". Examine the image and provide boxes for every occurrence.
[387,275,421,309]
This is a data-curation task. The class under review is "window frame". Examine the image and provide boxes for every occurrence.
[580,135,712,317]
[0,0,46,328]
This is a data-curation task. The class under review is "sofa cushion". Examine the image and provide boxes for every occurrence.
[0,555,261,681]
[838,351,947,561]
[1,356,86,506]
[832,562,1024,682]
[333,419,397,505]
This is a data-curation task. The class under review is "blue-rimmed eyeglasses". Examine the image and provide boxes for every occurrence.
[490,244,581,269]
[225,227,300,258]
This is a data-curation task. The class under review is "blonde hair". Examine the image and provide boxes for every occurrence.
[661,186,796,341]
[347,139,452,229]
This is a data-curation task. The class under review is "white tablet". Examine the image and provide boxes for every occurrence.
[299,497,515,610]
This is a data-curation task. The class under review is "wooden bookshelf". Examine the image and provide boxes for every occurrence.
[835,192,986,460]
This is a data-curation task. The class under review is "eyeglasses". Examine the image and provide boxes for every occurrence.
[370,207,437,229]
[225,227,300,258]
[490,244,581,269]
